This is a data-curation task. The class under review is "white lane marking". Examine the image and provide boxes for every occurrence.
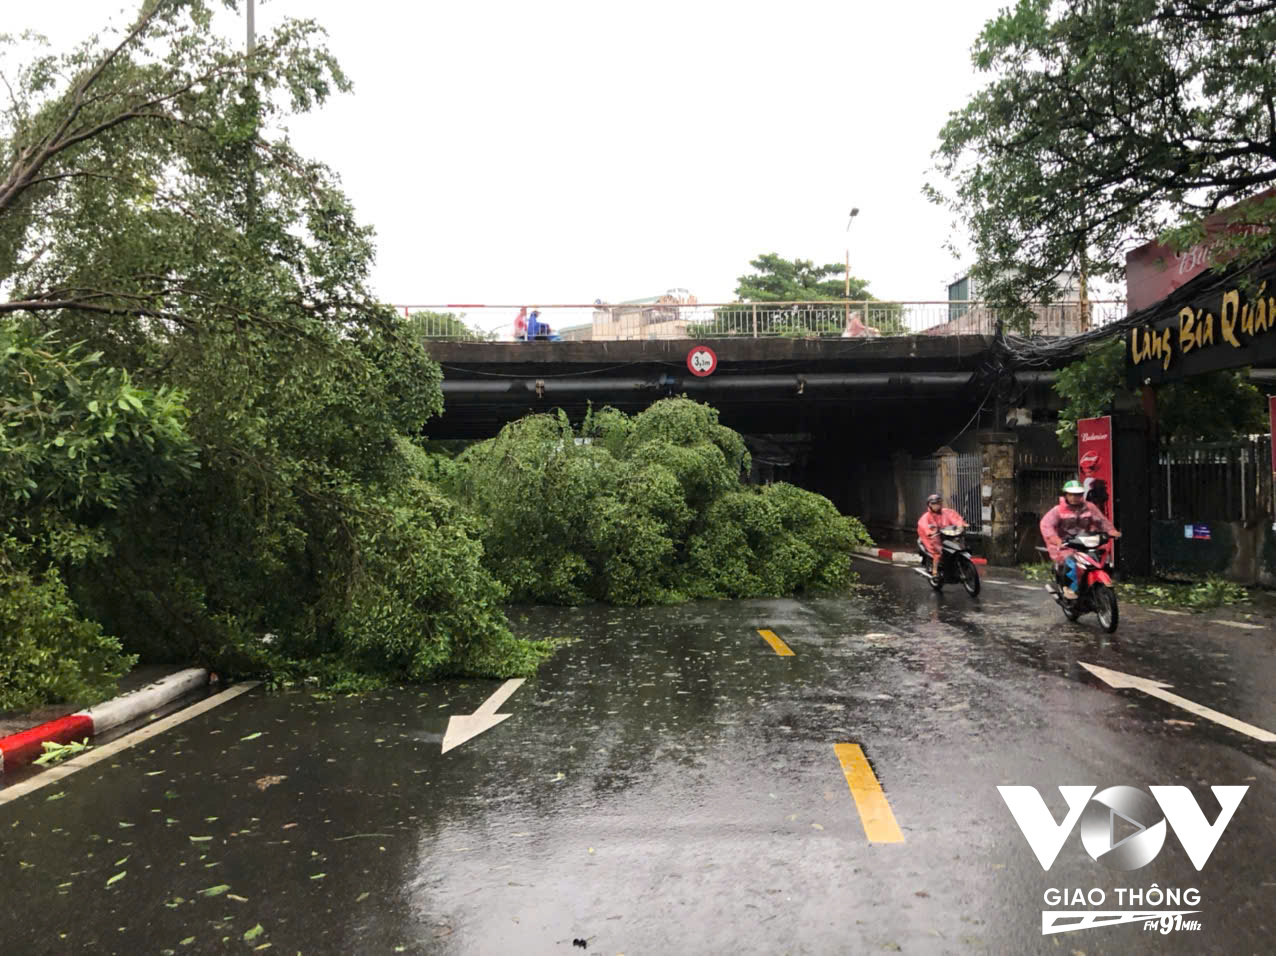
[0,682,261,808]
[1147,608,1189,617]
[1080,662,1276,743]
[1216,620,1267,631]
[1009,584,1039,592]
[441,678,525,753]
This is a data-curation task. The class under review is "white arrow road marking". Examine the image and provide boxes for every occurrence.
[1080,662,1276,743]
[441,678,525,754]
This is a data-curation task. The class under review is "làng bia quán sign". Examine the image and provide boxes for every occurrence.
[1126,263,1276,386]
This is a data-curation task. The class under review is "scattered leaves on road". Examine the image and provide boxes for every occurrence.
[240,733,263,742]
[105,871,126,887]
[199,884,230,897]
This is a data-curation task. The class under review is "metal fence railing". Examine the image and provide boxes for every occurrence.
[1156,437,1273,523]
[1018,466,1076,522]
[903,460,941,526]
[393,300,1127,343]
[956,452,983,534]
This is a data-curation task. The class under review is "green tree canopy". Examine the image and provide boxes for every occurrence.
[0,0,546,702]
[447,399,872,605]
[930,0,1276,307]
[735,253,873,302]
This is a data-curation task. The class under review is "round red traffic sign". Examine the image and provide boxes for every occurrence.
[686,345,717,377]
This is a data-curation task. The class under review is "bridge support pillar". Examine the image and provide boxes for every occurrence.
[977,431,1018,564]
[935,446,958,504]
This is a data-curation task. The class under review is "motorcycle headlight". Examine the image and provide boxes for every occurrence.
[1078,534,1100,548]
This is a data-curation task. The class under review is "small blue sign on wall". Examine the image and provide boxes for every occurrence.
[1183,524,1212,540]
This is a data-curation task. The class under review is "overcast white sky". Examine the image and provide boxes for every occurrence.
[15,1,1016,307]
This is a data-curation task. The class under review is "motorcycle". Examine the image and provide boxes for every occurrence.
[1045,531,1119,633]
[915,525,981,597]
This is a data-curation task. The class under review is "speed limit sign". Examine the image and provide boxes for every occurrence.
[686,345,718,377]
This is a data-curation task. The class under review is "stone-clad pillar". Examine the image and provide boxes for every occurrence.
[935,446,958,504]
[978,432,1018,564]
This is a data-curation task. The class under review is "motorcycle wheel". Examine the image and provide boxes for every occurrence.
[929,571,943,590]
[959,556,980,597]
[1061,599,1081,622]
[1092,583,1119,633]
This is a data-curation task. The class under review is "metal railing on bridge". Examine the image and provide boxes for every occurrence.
[395,300,1127,343]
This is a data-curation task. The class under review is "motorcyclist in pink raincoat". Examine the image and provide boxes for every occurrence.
[1039,480,1121,599]
[917,493,967,578]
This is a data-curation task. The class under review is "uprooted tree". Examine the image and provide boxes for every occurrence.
[0,0,546,707]
[445,399,874,605]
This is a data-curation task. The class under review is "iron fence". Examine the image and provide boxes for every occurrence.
[1018,466,1076,521]
[956,452,983,534]
[903,460,940,528]
[393,300,1127,342]
[1156,437,1273,522]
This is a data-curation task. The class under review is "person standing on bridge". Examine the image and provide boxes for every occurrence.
[513,306,528,341]
[917,493,967,580]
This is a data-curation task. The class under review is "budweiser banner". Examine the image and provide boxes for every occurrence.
[1077,417,1115,540]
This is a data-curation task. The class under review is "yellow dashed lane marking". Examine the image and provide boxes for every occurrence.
[835,743,904,843]
[757,628,794,656]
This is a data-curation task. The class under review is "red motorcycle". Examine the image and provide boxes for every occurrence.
[1046,531,1119,633]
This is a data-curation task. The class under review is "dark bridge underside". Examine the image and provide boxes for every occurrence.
[426,336,998,444]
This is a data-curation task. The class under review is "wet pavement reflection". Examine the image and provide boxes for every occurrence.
[1,561,1272,954]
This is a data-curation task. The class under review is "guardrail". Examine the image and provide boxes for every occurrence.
[395,300,1127,342]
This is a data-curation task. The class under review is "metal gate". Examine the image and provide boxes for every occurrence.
[955,452,982,533]
[903,459,940,522]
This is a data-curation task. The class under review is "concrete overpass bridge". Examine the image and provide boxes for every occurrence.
[428,335,1008,444]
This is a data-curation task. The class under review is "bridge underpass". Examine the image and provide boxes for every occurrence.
[425,336,1017,517]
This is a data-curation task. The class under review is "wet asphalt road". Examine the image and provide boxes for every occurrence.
[1,561,1273,955]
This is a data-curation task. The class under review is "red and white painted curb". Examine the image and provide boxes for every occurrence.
[854,546,988,568]
[0,668,210,774]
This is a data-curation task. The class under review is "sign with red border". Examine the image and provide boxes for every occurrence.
[686,345,717,377]
[1078,415,1115,559]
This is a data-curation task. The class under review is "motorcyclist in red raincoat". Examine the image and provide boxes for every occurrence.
[1039,480,1122,599]
[917,493,967,578]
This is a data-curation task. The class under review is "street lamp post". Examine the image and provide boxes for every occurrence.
[845,208,859,329]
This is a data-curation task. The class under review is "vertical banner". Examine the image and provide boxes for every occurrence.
[1077,417,1116,555]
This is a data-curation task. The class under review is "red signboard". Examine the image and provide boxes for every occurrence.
[686,345,717,377]
[1077,417,1115,554]
[1125,188,1275,313]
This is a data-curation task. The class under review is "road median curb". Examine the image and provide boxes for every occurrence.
[854,546,988,567]
[0,668,210,774]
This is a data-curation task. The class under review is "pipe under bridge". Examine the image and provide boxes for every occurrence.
[427,335,1000,439]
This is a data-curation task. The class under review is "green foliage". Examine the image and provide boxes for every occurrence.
[705,254,904,336]
[0,2,548,704]
[1054,339,1267,446]
[735,254,873,302]
[1116,576,1250,612]
[450,398,873,605]
[1,320,192,710]
[1019,562,1052,582]
[930,0,1276,308]
[1,545,134,712]
[32,738,92,767]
